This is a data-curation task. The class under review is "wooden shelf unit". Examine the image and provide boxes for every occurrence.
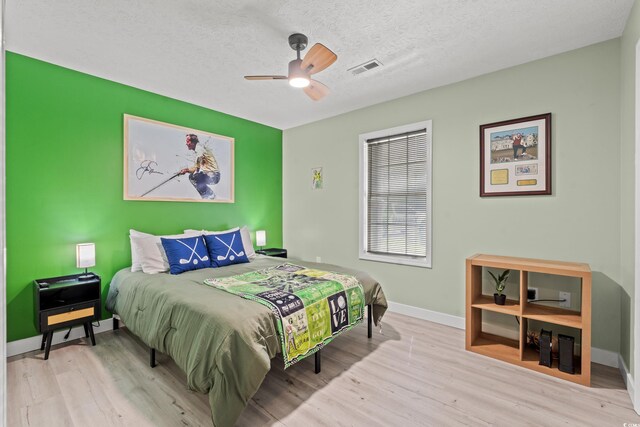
[465,254,592,386]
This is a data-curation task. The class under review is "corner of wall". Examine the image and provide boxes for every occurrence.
[620,0,640,411]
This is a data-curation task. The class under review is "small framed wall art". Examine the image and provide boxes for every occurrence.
[480,113,551,197]
[311,167,323,190]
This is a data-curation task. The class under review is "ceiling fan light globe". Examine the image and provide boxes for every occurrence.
[288,59,310,88]
[290,77,310,88]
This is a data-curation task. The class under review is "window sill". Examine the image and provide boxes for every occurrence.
[359,252,432,268]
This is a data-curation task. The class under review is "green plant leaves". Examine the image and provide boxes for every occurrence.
[489,269,510,296]
[488,271,498,283]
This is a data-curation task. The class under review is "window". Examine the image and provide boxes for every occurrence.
[359,120,432,268]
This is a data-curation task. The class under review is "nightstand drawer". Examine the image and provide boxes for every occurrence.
[40,300,100,331]
[47,307,94,325]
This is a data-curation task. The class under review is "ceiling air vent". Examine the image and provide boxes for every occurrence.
[348,59,383,76]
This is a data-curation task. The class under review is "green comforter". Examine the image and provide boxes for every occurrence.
[106,256,387,427]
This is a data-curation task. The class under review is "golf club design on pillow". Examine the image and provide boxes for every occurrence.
[161,235,211,274]
[176,238,209,265]
[204,229,250,267]
[214,233,244,262]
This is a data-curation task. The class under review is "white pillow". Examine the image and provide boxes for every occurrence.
[129,229,152,272]
[185,227,240,235]
[131,231,200,274]
[239,226,257,259]
[184,225,256,259]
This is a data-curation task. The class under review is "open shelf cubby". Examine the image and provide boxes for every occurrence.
[465,254,592,386]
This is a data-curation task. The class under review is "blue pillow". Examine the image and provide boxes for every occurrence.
[204,230,249,267]
[161,235,211,274]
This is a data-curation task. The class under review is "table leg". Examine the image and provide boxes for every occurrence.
[88,323,96,346]
[44,331,53,360]
[40,333,46,351]
[83,323,89,338]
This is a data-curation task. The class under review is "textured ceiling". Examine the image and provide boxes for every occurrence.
[5,0,634,129]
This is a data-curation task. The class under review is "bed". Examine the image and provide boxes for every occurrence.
[106,255,388,427]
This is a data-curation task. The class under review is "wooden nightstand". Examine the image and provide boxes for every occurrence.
[256,248,288,258]
[34,273,101,360]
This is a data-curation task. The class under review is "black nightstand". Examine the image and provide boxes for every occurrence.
[256,248,288,258]
[34,273,101,360]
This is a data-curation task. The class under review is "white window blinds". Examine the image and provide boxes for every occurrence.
[366,130,428,258]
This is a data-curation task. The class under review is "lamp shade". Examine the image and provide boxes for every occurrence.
[256,230,266,247]
[76,243,96,269]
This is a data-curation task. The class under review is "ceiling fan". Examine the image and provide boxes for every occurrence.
[244,33,337,101]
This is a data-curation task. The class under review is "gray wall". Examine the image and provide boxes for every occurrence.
[283,40,622,354]
[620,0,640,374]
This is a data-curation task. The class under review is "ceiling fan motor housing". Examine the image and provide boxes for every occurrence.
[288,33,308,52]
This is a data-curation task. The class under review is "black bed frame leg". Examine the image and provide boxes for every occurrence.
[367,304,372,339]
[113,318,119,330]
[150,348,156,368]
[315,350,321,374]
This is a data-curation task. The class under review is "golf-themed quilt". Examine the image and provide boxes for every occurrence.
[204,263,365,368]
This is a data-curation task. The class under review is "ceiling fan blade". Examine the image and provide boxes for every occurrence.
[301,43,337,75]
[303,80,330,101]
[244,75,287,80]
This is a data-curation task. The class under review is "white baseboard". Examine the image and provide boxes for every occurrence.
[387,301,465,329]
[387,300,619,369]
[591,347,621,369]
[619,354,635,405]
[7,318,114,358]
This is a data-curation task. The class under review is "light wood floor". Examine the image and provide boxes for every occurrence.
[8,312,640,426]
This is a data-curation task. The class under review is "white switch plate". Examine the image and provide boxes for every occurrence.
[316,256,322,263]
[559,291,571,308]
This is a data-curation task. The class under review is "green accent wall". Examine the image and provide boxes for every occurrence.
[5,52,283,342]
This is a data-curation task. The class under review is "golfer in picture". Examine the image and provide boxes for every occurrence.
[179,134,220,199]
[512,132,527,159]
[285,318,298,353]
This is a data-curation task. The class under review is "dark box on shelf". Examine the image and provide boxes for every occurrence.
[539,329,552,368]
[558,334,575,374]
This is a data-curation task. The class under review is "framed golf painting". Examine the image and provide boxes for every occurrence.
[480,113,551,197]
[124,115,234,203]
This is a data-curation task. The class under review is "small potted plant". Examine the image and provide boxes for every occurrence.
[489,269,510,305]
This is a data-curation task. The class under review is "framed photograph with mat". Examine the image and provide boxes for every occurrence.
[480,113,551,197]
[124,115,234,203]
